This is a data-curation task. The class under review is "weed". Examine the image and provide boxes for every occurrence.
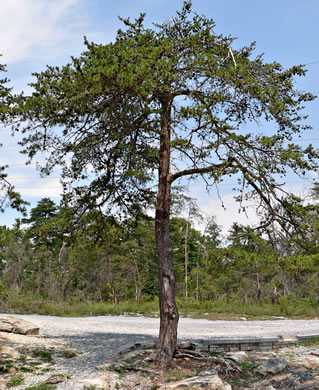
[0,359,13,373]
[110,362,135,375]
[165,369,193,383]
[303,337,319,346]
[6,374,24,388]
[31,349,53,363]
[195,364,205,376]
[30,361,42,366]
[25,383,56,390]
[240,359,256,371]
[20,366,33,373]
[18,355,27,364]
[45,374,65,385]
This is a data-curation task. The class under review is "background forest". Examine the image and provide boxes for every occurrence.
[1,185,319,317]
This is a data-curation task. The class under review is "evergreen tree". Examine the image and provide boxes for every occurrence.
[14,2,318,365]
[0,62,26,213]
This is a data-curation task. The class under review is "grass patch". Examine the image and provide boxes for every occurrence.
[1,293,319,319]
[20,366,33,373]
[6,374,24,388]
[0,359,14,373]
[176,298,319,319]
[25,384,56,390]
[303,337,319,346]
[31,349,53,363]
[165,369,194,383]
[240,359,256,371]
[36,300,159,317]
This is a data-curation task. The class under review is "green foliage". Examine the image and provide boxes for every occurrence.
[0,359,14,373]
[1,3,319,334]
[240,359,256,371]
[31,349,53,363]
[6,374,24,388]
[25,383,56,390]
[0,62,28,214]
[2,192,319,314]
[14,2,318,229]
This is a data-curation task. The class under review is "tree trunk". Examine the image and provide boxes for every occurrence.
[58,242,68,301]
[184,222,189,298]
[256,272,261,302]
[195,244,201,300]
[155,95,179,367]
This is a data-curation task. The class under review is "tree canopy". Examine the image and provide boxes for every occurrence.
[13,1,318,366]
[0,62,26,214]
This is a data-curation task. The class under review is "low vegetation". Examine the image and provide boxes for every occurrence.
[1,190,319,318]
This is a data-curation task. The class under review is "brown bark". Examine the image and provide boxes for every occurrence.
[184,222,189,298]
[58,242,68,301]
[155,95,179,367]
[256,272,261,302]
[271,286,279,304]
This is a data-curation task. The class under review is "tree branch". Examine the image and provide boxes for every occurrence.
[169,158,234,183]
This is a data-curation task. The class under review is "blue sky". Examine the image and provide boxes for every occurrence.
[1,0,318,233]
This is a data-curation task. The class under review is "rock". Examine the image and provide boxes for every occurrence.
[158,374,232,389]
[0,317,39,335]
[271,373,293,382]
[0,319,13,333]
[256,357,288,375]
[134,341,156,349]
[225,351,248,362]
[294,377,319,389]
[57,349,78,358]
[0,378,6,390]
[177,341,195,350]
[45,374,65,384]
[75,372,120,389]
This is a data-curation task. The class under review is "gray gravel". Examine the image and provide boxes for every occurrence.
[2,314,319,389]
[8,313,319,342]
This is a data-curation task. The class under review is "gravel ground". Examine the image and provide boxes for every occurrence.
[1,314,319,389]
[5,313,319,340]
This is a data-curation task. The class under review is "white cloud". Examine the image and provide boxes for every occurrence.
[9,175,63,198]
[0,0,87,64]
[196,179,315,237]
[198,192,260,237]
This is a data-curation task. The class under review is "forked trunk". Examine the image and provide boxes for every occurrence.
[154,95,179,367]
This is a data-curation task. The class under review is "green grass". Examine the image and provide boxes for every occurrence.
[0,359,14,373]
[1,292,319,319]
[176,298,319,319]
[303,337,319,346]
[36,300,159,317]
[6,374,24,388]
[25,384,56,390]
[31,349,54,363]
[240,359,257,371]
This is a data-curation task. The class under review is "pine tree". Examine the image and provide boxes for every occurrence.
[14,2,318,366]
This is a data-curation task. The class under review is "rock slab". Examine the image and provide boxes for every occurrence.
[75,373,120,389]
[257,357,288,375]
[0,317,39,335]
[159,373,232,389]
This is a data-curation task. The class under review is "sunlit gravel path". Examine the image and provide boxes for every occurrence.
[1,314,319,389]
